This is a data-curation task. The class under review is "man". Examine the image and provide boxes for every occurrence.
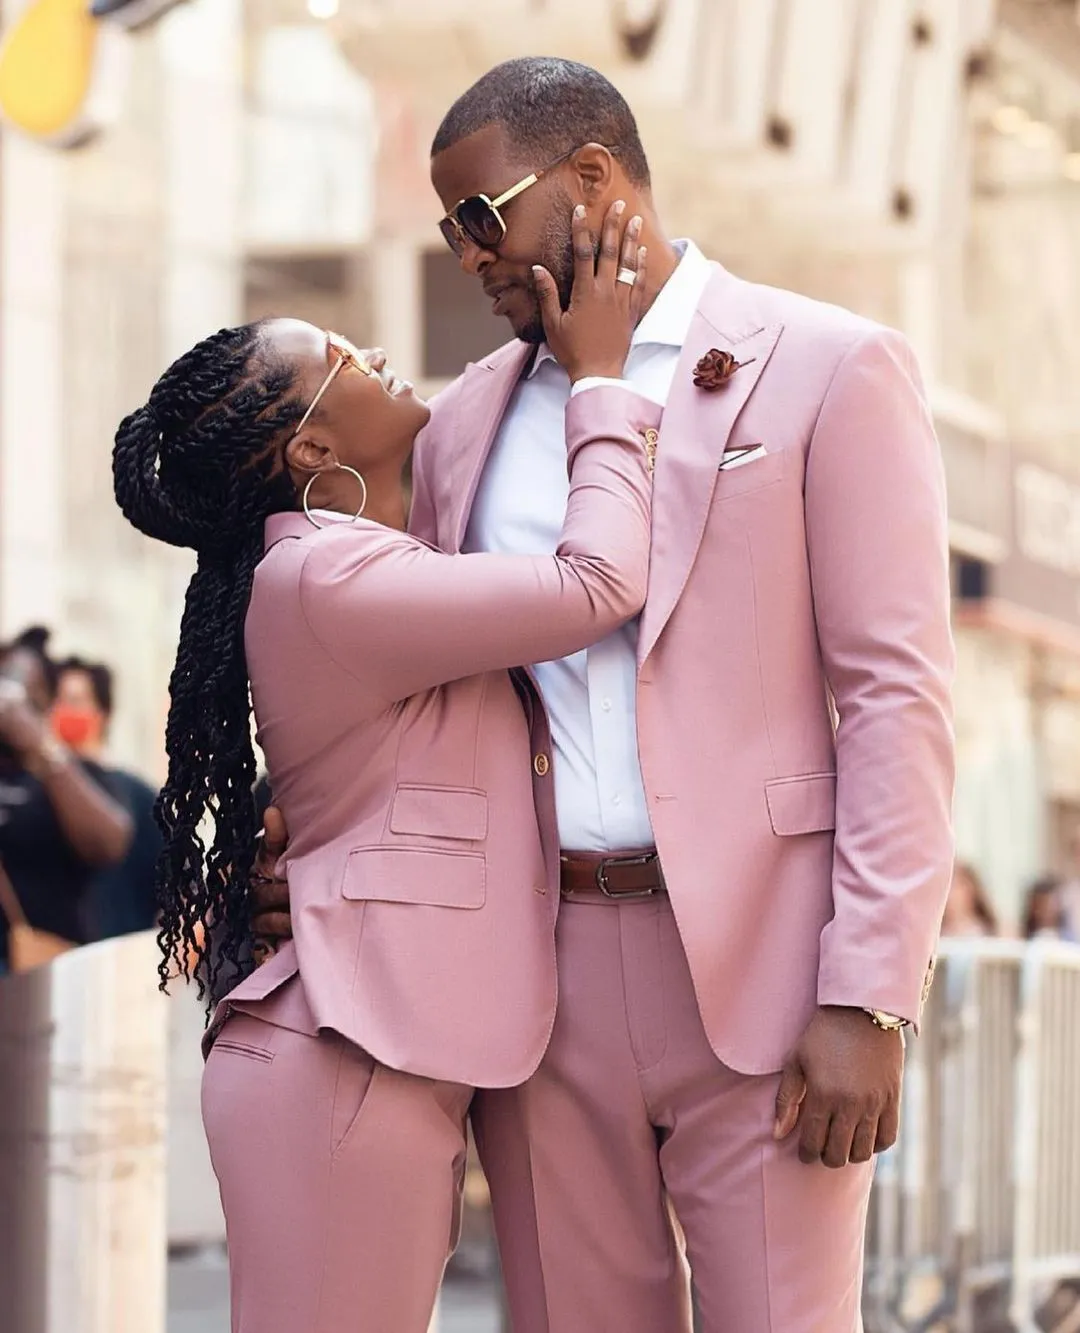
[53,656,161,939]
[254,57,954,1331]
[0,630,133,970]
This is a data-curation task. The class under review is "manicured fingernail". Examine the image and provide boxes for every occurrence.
[638,246,647,262]
[614,200,626,215]
[630,215,642,234]
[574,204,586,219]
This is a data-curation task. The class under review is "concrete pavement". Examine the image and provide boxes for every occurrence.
[168,1249,501,1333]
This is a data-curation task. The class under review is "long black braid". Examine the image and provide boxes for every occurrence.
[113,321,305,998]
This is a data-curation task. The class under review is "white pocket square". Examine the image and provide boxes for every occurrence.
[719,444,767,472]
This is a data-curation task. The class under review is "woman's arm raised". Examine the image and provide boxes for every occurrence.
[298,383,657,705]
[298,199,657,705]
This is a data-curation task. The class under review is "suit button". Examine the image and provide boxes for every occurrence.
[533,753,550,777]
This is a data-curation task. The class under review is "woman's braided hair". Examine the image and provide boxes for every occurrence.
[113,321,305,997]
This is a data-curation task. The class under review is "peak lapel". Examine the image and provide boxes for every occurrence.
[638,309,783,666]
[445,344,533,553]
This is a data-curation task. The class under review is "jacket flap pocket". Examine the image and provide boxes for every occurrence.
[342,846,486,908]
[389,784,488,840]
[765,773,837,836]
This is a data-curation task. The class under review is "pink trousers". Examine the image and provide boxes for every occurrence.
[201,977,471,1333]
[474,895,873,1333]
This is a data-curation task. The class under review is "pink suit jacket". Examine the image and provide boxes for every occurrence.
[214,387,660,1087]
[411,263,956,1076]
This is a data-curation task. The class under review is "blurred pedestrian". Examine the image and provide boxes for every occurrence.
[53,656,161,939]
[941,861,998,937]
[1057,829,1080,943]
[0,627,132,972]
[1022,875,1067,941]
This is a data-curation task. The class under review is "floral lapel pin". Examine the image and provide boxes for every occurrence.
[693,348,755,391]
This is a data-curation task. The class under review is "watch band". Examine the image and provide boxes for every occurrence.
[865,1008,909,1032]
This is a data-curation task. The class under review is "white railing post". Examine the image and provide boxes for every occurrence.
[0,933,168,1333]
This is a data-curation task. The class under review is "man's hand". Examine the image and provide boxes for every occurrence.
[773,1006,903,1168]
[249,806,291,963]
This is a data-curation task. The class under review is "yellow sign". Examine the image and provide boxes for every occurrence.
[0,0,184,148]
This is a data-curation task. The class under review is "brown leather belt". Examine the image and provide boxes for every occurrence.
[559,849,667,902]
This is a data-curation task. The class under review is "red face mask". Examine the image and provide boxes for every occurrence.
[51,704,104,750]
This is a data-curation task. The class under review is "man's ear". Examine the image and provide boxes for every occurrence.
[571,142,618,199]
[284,434,336,475]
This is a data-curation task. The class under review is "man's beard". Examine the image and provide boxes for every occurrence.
[517,198,582,346]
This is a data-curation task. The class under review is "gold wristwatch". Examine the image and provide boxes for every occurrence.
[864,1009,908,1032]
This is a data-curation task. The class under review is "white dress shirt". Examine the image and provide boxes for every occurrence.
[463,240,713,851]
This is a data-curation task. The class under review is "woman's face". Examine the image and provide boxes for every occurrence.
[53,668,106,752]
[267,319,431,484]
[946,866,976,920]
[1030,889,1062,933]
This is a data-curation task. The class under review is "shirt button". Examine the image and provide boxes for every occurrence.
[612,793,622,806]
[533,754,550,777]
[601,698,612,712]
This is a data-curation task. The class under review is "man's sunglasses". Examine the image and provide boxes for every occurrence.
[290,332,372,440]
[438,145,616,256]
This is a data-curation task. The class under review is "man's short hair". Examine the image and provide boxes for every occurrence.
[432,57,651,188]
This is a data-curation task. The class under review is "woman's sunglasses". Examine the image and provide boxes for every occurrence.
[291,333,372,441]
[438,145,616,257]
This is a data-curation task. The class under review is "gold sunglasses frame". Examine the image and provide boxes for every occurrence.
[290,333,372,441]
[439,145,618,255]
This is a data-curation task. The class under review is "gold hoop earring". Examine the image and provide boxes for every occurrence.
[302,463,368,530]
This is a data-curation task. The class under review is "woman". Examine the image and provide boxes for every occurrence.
[1022,875,1066,940]
[941,861,998,938]
[113,204,652,1331]
[0,627,133,970]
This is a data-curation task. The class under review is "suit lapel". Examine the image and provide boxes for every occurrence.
[638,278,783,666]
[443,343,533,553]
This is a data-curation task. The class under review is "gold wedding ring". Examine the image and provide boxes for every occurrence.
[616,267,637,286]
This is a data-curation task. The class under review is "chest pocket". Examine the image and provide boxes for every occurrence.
[389,784,488,841]
[713,447,789,503]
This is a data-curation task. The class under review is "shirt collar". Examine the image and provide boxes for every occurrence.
[525,239,711,379]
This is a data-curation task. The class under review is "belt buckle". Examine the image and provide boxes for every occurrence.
[596,851,662,899]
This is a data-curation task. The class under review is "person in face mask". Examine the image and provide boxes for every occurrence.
[0,628,133,971]
[53,657,162,940]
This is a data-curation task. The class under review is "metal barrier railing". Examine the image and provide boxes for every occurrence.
[865,938,1080,1333]
[8,931,1076,1332]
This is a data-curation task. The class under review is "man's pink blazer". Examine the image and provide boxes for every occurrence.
[215,388,660,1087]
[411,262,956,1076]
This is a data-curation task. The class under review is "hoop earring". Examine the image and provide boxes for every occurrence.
[302,463,368,530]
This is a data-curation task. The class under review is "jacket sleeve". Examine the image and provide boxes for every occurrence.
[806,328,955,1025]
[406,377,462,547]
[298,385,659,706]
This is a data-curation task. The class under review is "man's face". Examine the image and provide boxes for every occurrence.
[431,124,579,344]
